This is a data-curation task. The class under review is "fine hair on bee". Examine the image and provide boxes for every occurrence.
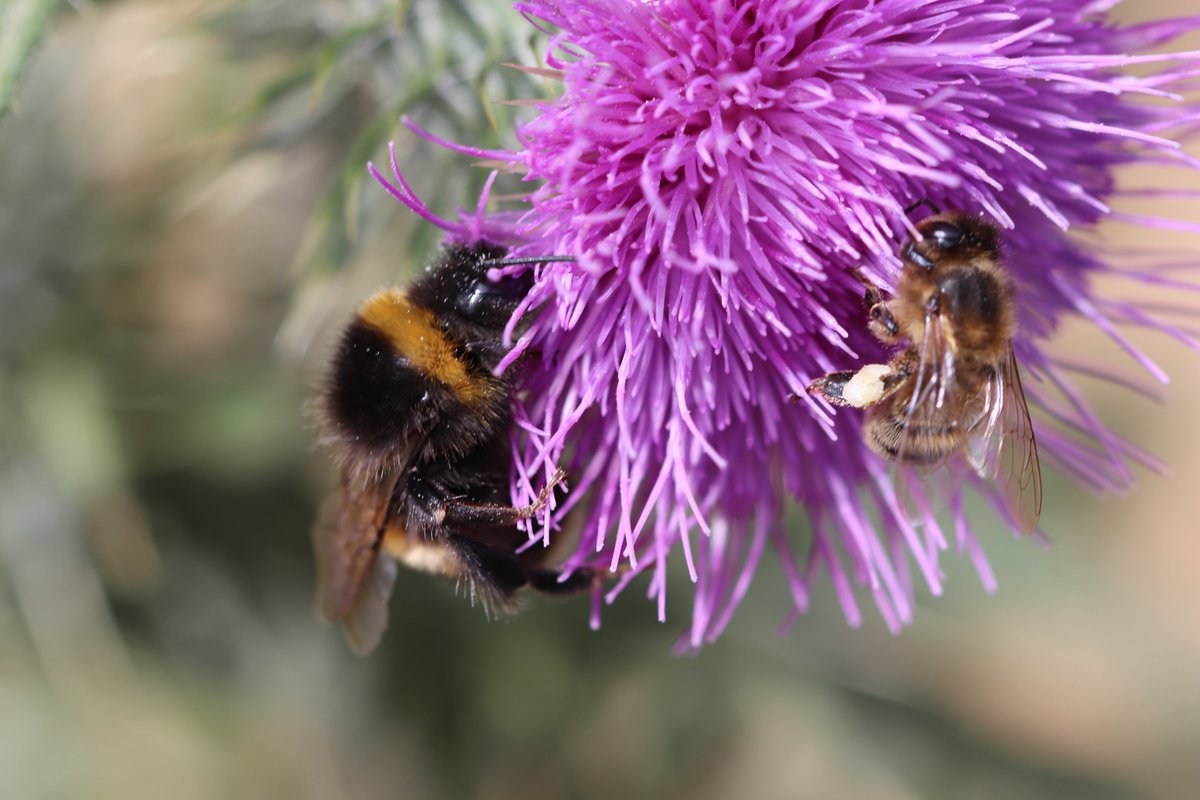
[805,207,1042,533]
[313,241,600,654]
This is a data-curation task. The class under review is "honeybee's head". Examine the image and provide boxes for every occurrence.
[902,212,1000,272]
[411,243,536,332]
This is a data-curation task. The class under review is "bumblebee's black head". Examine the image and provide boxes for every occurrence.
[409,244,536,332]
[901,212,1000,272]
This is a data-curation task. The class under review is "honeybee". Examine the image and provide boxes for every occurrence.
[807,209,1042,533]
[314,242,595,654]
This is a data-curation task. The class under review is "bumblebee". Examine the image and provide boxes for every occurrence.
[314,243,593,653]
[807,209,1042,533]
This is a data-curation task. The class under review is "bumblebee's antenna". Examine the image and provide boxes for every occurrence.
[904,198,941,217]
[479,255,577,268]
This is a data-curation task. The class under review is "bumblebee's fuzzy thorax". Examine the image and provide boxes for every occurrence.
[319,244,528,482]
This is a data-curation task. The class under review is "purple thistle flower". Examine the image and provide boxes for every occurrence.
[371,0,1200,647]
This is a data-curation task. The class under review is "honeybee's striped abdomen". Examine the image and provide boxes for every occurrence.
[864,401,964,465]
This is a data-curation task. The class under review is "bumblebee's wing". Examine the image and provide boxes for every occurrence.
[340,556,398,655]
[312,475,397,652]
[968,345,1043,534]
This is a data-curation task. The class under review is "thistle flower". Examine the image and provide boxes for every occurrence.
[373,0,1200,646]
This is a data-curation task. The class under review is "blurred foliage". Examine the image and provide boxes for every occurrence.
[1,2,1200,800]
[0,0,62,120]
[208,0,553,279]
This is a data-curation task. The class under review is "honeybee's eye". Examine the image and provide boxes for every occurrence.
[924,221,963,249]
[902,242,934,270]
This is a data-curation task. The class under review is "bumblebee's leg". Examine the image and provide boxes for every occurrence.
[445,533,530,603]
[422,469,564,528]
[400,469,574,609]
[401,470,564,530]
[529,566,601,595]
[399,470,564,606]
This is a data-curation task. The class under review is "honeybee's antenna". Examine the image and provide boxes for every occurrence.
[479,256,578,267]
[904,198,942,217]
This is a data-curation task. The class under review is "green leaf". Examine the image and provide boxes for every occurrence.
[0,0,62,121]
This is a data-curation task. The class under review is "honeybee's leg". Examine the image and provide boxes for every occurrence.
[853,266,891,308]
[851,267,903,344]
[867,302,903,344]
[805,370,859,407]
[807,363,896,409]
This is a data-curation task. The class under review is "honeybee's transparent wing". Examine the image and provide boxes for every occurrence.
[893,456,967,527]
[313,476,397,653]
[967,345,1043,534]
[891,307,966,523]
[900,306,959,449]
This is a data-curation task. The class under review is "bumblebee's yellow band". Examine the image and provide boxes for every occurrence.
[358,290,492,406]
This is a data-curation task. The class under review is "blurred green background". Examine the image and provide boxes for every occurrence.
[2,2,1199,799]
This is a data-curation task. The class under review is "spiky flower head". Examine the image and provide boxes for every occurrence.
[373,0,1200,646]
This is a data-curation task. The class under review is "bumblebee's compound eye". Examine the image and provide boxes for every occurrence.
[924,221,964,249]
[455,272,535,325]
